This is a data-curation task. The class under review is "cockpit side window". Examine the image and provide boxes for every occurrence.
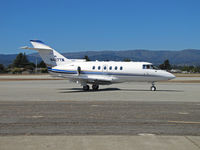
[143,64,158,70]
[143,65,149,69]
[152,65,158,70]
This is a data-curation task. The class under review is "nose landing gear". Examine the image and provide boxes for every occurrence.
[150,82,156,91]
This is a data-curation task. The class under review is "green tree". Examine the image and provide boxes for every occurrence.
[37,61,47,68]
[83,55,90,61]
[0,64,5,73]
[13,53,29,68]
[24,62,35,71]
[13,53,23,67]
[159,59,171,70]
[123,58,131,62]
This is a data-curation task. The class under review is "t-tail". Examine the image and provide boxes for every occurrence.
[21,40,71,67]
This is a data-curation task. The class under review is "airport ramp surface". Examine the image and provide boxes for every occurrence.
[0,75,200,150]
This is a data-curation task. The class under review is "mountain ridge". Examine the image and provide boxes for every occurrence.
[0,49,200,66]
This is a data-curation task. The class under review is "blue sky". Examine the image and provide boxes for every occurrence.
[0,0,200,54]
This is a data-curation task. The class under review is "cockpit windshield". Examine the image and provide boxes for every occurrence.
[143,64,158,70]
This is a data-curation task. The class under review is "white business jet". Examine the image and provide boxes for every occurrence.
[21,40,175,91]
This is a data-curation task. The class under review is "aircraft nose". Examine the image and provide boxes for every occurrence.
[167,72,176,80]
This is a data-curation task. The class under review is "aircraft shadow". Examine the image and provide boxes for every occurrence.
[58,88,183,93]
[58,88,120,93]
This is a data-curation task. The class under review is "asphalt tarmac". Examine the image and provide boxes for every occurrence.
[0,78,200,149]
[0,80,200,102]
[0,101,200,136]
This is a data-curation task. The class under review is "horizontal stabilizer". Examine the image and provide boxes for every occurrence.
[20,46,53,51]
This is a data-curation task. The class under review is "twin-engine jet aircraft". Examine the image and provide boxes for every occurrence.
[21,40,175,91]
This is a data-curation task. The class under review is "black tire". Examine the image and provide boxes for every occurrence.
[92,85,99,91]
[150,86,156,91]
[83,85,89,91]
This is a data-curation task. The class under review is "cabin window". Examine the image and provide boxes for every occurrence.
[98,66,101,70]
[104,66,107,70]
[120,66,123,70]
[92,66,95,70]
[109,66,112,70]
[115,66,118,70]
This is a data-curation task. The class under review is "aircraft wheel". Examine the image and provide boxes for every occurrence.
[150,86,156,91]
[92,85,99,91]
[83,85,90,91]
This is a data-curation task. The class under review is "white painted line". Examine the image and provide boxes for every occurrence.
[138,133,155,136]
[168,121,200,124]
[32,115,44,118]
[178,112,189,115]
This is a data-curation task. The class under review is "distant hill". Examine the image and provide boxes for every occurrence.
[0,49,200,66]
[0,54,18,66]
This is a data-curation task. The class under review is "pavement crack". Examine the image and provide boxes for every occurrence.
[185,136,200,149]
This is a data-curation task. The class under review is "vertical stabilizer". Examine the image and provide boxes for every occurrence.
[22,40,71,67]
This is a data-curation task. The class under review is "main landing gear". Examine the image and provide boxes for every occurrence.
[82,84,99,91]
[92,84,99,91]
[83,85,89,91]
[150,82,156,91]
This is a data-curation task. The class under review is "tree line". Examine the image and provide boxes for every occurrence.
[0,54,200,74]
[0,53,47,74]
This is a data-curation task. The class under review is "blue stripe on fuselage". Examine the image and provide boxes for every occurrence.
[50,68,77,74]
[48,68,159,77]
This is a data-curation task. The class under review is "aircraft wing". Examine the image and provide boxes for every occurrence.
[69,75,117,85]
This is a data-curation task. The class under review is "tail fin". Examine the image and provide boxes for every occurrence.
[21,40,71,67]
